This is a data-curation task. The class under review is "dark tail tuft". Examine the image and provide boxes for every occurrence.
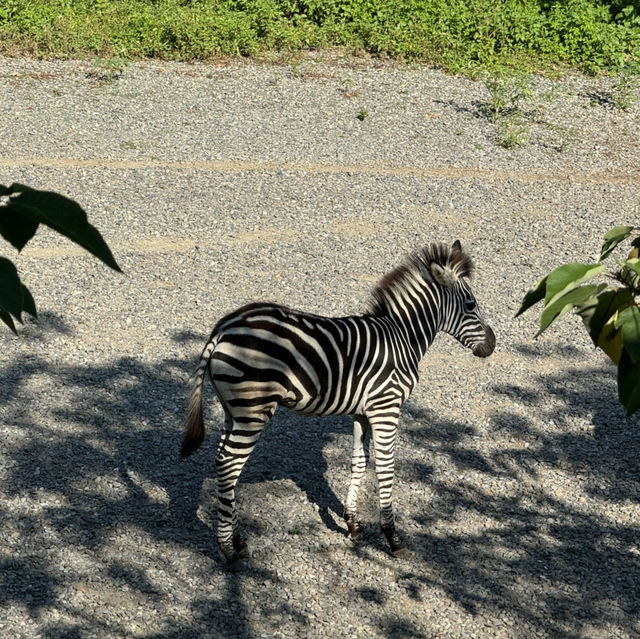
[181,335,218,458]
[180,431,204,458]
[180,378,204,458]
[181,382,206,458]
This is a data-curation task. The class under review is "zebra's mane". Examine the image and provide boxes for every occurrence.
[367,242,474,316]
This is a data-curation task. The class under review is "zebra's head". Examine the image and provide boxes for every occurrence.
[429,240,495,358]
[368,240,495,358]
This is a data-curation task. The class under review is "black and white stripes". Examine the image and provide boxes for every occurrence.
[181,240,495,566]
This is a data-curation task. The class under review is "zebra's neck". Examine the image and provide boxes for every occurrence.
[370,279,443,363]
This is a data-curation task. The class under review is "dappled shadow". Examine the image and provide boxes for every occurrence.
[491,366,640,503]
[3,323,640,637]
[0,326,351,638]
[240,411,350,536]
[396,362,640,638]
[0,343,255,636]
[433,98,485,119]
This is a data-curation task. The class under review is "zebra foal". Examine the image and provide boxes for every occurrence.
[181,240,495,567]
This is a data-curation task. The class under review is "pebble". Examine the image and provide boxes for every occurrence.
[0,55,639,639]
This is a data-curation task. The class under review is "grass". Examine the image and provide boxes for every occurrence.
[479,73,534,148]
[0,0,639,75]
[88,56,130,84]
[611,69,640,109]
[481,75,533,122]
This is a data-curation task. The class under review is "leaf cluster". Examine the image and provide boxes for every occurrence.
[517,226,640,416]
[0,184,120,333]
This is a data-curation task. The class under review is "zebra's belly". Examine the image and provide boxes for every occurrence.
[282,388,366,417]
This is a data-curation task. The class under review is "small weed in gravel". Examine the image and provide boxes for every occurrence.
[611,70,639,111]
[342,77,363,99]
[498,118,530,149]
[481,74,533,123]
[481,74,534,148]
[546,123,579,152]
[88,57,130,85]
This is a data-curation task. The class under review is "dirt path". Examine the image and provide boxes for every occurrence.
[3,155,640,185]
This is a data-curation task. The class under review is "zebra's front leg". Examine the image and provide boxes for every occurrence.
[343,415,370,542]
[369,408,407,558]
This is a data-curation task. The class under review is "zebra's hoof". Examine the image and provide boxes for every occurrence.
[226,555,247,572]
[350,530,364,543]
[220,546,248,572]
[381,523,406,558]
[219,534,250,570]
[343,511,364,542]
[233,533,250,559]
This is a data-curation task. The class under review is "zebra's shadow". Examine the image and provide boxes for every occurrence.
[235,408,352,537]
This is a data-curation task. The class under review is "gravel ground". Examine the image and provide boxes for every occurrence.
[1,55,639,639]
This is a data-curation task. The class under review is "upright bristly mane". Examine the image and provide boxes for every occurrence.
[368,242,474,316]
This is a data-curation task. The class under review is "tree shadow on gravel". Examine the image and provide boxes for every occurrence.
[0,353,235,637]
[3,324,640,638]
[394,360,640,639]
[238,410,350,536]
[0,328,349,639]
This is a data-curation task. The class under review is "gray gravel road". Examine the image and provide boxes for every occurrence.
[1,55,639,639]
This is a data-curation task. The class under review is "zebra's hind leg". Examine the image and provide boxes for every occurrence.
[343,415,370,543]
[215,401,276,569]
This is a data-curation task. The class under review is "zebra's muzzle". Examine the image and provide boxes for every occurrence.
[472,325,496,358]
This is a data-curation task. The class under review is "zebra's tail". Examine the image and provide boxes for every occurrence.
[180,333,219,458]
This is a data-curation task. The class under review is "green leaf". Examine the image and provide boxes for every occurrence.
[3,184,121,272]
[576,288,635,346]
[597,314,624,364]
[515,275,547,317]
[622,257,640,277]
[616,304,640,363]
[600,225,634,261]
[618,349,640,416]
[0,309,17,334]
[21,284,37,319]
[0,203,40,251]
[544,263,606,305]
[619,258,640,291]
[0,257,24,319]
[537,283,606,337]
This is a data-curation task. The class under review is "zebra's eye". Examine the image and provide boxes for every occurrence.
[464,299,476,312]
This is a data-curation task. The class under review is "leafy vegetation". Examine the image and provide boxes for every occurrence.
[0,0,639,74]
[0,184,120,333]
[517,226,640,416]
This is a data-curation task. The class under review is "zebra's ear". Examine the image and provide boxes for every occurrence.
[452,239,462,252]
[430,262,457,288]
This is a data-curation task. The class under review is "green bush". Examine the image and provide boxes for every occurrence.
[1,0,639,74]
